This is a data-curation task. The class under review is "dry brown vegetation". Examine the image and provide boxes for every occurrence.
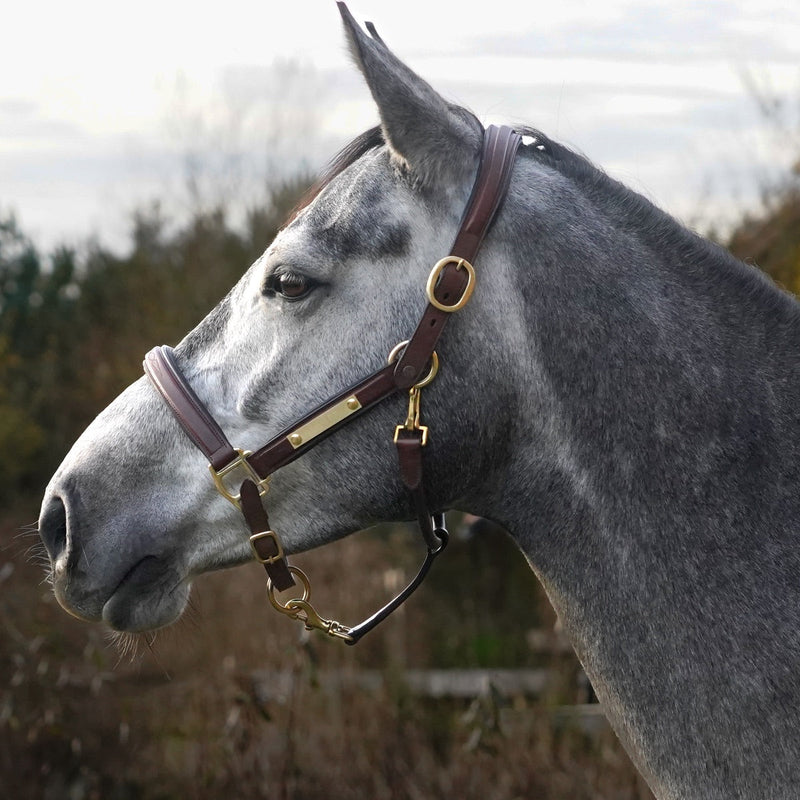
[1,508,653,800]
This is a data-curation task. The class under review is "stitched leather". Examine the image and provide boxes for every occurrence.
[247,363,398,477]
[394,428,440,550]
[451,125,523,260]
[395,428,424,490]
[144,346,238,470]
[392,125,522,389]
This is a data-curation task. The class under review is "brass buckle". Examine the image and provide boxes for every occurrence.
[425,256,476,312]
[249,530,285,565]
[393,425,428,447]
[393,424,428,446]
[209,448,270,509]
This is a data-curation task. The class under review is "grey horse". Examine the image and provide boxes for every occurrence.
[38,5,800,799]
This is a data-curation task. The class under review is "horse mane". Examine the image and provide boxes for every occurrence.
[515,124,800,320]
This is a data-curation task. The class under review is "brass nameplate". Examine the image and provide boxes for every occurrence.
[286,396,362,449]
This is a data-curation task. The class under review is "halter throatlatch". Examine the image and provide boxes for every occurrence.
[143,125,521,644]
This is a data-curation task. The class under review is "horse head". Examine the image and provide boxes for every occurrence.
[38,5,523,633]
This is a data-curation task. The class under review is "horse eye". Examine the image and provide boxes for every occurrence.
[266,272,314,301]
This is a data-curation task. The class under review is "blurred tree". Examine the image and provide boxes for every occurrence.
[726,79,800,292]
[727,170,800,294]
[0,217,50,493]
[0,335,45,492]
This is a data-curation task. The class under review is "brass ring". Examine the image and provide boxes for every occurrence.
[386,340,409,365]
[267,566,311,614]
[387,340,439,389]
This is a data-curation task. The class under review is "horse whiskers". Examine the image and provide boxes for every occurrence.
[23,539,49,562]
[11,522,45,553]
[183,595,202,631]
[144,632,171,681]
[5,530,53,584]
[106,629,146,664]
[22,540,54,584]
[16,520,40,537]
[105,629,172,679]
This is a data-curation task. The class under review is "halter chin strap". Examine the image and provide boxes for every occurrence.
[144,124,521,643]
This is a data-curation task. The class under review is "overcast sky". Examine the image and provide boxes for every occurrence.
[2,0,799,253]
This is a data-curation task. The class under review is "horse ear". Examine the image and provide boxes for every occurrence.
[337,2,482,186]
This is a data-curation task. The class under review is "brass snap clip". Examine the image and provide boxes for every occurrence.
[394,387,428,446]
[267,566,354,642]
[388,340,439,447]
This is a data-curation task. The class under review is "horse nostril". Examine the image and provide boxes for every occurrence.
[39,495,68,562]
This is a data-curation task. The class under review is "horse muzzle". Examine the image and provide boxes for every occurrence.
[39,486,190,631]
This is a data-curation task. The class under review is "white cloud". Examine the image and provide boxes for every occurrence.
[1,0,798,249]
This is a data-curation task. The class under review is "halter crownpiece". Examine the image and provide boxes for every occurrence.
[143,124,521,643]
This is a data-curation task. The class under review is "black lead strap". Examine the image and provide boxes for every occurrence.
[346,516,448,644]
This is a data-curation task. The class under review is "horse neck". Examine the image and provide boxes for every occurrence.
[471,170,800,796]
[488,159,800,566]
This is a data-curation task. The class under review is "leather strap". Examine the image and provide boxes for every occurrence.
[395,428,440,551]
[393,125,521,389]
[240,479,296,592]
[345,517,447,644]
[248,363,399,477]
[451,125,523,260]
[347,419,448,646]
[144,346,238,471]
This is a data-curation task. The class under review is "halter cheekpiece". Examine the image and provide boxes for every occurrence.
[144,125,521,643]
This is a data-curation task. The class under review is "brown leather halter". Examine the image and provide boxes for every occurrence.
[144,125,521,643]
